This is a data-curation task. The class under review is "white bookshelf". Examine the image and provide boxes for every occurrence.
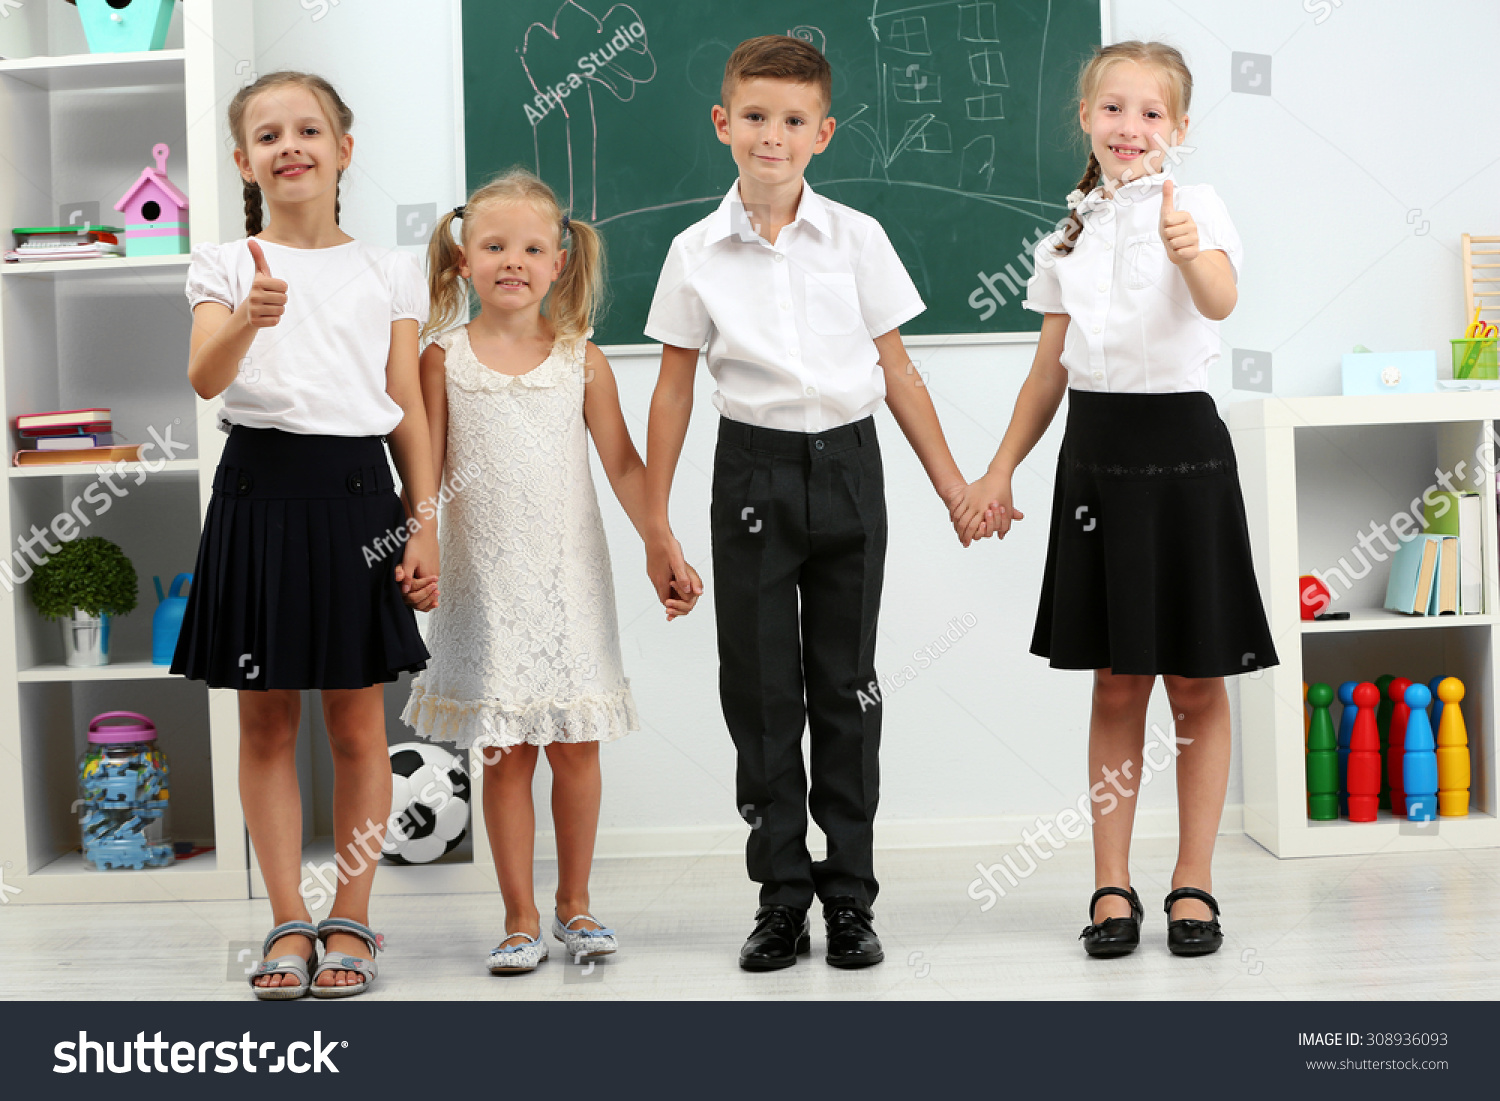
[1228,393,1500,858]
[0,0,254,904]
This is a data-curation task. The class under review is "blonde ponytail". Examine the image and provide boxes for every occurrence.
[549,216,605,345]
[429,166,607,346]
[422,208,469,343]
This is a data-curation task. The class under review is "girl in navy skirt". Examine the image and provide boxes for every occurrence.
[956,42,1276,959]
[172,72,440,998]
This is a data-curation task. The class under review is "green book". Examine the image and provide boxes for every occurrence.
[1423,491,1468,536]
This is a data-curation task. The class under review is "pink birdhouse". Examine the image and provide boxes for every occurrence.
[113,143,189,258]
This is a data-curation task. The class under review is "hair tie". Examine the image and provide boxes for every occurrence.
[452,205,466,219]
[562,214,571,234]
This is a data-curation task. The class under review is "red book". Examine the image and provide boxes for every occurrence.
[15,407,111,435]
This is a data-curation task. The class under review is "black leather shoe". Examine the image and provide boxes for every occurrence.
[1164,887,1223,957]
[823,897,884,969]
[1080,886,1144,958]
[738,905,810,971]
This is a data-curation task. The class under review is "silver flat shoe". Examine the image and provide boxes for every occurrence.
[487,931,548,974]
[552,911,617,961]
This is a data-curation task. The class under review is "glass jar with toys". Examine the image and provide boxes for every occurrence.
[77,711,172,871]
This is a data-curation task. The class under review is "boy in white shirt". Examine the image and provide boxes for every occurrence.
[644,35,979,971]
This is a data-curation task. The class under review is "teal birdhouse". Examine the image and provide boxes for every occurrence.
[66,0,177,55]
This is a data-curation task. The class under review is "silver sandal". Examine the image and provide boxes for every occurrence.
[248,920,319,1000]
[309,917,382,998]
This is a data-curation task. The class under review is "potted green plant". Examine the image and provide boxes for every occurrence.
[29,537,139,667]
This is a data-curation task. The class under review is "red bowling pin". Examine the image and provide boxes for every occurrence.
[1346,682,1382,822]
[1386,677,1411,817]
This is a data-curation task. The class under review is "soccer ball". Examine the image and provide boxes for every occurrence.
[382,742,471,865]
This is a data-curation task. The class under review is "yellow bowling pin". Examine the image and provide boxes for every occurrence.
[1437,677,1470,816]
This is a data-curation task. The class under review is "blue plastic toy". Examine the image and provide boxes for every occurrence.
[1336,681,1357,816]
[1402,683,1439,821]
[151,573,192,665]
[1428,675,1447,729]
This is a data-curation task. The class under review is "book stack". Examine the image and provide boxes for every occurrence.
[5,225,125,263]
[1383,492,1484,616]
[12,408,141,466]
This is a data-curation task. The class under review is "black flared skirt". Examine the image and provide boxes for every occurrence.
[171,426,429,690]
[1030,389,1278,678]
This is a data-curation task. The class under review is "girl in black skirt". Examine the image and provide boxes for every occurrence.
[172,72,441,998]
[955,42,1277,958]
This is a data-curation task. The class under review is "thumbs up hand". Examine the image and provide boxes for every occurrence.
[245,239,288,327]
[1158,179,1199,265]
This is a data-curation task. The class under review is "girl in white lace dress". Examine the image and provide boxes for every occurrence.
[401,169,702,973]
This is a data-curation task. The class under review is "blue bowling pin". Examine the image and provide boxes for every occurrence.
[1336,681,1357,817]
[1428,675,1446,729]
[1403,682,1438,821]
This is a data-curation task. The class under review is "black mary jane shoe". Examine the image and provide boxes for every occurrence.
[1163,887,1224,957]
[823,897,884,969]
[739,904,810,972]
[1079,886,1144,958]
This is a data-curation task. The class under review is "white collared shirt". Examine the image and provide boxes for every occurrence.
[645,180,925,433]
[1023,170,1242,393]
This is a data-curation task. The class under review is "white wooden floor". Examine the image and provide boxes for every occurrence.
[1,835,1494,1000]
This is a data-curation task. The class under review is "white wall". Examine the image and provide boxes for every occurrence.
[244,0,1500,850]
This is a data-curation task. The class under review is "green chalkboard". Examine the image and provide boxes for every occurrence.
[462,1,1104,344]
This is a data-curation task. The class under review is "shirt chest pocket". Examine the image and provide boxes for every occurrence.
[1122,232,1165,290]
[805,273,864,337]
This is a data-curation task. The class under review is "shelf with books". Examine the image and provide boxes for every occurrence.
[1228,395,1500,858]
[0,254,192,278]
[0,0,254,905]
[9,459,199,479]
[1301,611,1498,634]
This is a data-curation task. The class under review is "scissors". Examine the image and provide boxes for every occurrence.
[1465,306,1497,339]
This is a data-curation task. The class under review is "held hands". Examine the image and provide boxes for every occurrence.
[244,239,289,327]
[1158,179,1199,265]
[647,533,704,621]
[944,474,1025,548]
[394,526,440,612]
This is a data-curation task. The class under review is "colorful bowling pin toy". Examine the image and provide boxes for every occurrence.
[1337,681,1357,817]
[1429,675,1447,728]
[1373,674,1395,810]
[1437,677,1470,817]
[1346,682,1382,822]
[1402,682,1438,821]
[1386,677,1412,817]
[1306,683,1339,820]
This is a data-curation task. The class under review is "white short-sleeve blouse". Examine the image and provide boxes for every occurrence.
[1023,170,1242,394]
[186,238,428,436]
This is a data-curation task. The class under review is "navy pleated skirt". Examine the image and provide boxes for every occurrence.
[171,426,429,690]
[1031,389,1279,678]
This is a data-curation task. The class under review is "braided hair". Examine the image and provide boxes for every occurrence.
[228,71,354,237]
[1055,41,1191,256]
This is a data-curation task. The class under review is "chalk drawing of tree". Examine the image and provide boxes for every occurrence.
[519,1,656,219]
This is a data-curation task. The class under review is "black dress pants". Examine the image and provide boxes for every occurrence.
[711,415,887,909]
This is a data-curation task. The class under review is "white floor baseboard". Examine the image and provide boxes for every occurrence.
[554,805,1246,860]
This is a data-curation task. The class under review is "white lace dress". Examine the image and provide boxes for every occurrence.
[401,326,637,749]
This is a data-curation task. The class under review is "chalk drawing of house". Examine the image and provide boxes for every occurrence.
[865,1,1013,193]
